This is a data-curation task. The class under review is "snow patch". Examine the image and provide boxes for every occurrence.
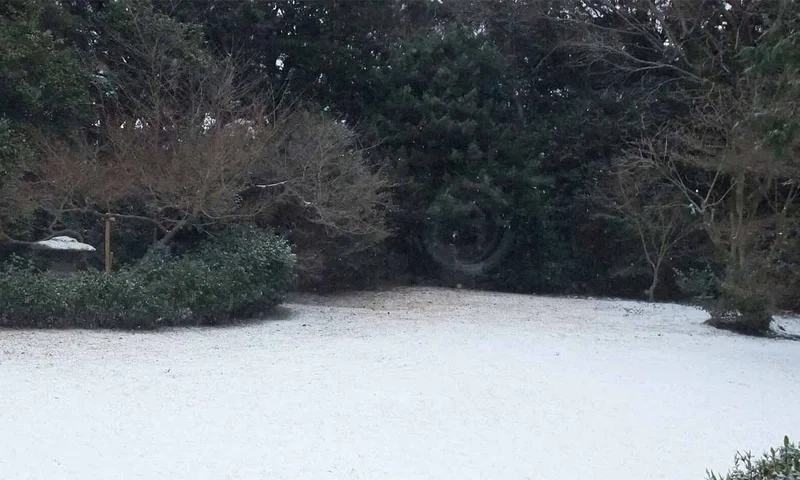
[33,236,96,252]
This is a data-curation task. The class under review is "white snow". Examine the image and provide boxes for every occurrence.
[33,236,96,252]
[1,287,798,480]
[775,314,800,337]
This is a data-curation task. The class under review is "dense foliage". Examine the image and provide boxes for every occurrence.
[0,226,294,328]
[0,0,798,331]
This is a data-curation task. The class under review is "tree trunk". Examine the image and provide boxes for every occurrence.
[156,215,194,246]
[734,173,746,269]
[646,279,657,302]
[647,257,663,302]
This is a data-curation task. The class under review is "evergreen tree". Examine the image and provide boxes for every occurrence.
[368,27,540,278]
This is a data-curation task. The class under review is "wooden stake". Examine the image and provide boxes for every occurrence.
[104,215,114,274]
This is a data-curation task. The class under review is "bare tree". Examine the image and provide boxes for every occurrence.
[0,0,388,262]
[551,0,762,84]
[25,58,280,244]
[595,139,696,301]
[624,86,799,331]
[26,70,390,257]
[270,110,391,239]
[263,110,393,282]
[11,1,391,256]
[661,89,798,270]
[555,0,796,330]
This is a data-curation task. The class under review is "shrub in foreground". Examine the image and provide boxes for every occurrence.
[0,226,294,328]
[708,437,799,480]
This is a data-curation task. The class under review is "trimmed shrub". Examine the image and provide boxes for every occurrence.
[708,437,799,480]
[0,266,165,328]
[161,226,295,322]
[0,226,294,328]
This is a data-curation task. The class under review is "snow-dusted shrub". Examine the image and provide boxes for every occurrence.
[0,227,294,328]
[0,266,169,328]
[160,225,296,322]
[708,437,799,480]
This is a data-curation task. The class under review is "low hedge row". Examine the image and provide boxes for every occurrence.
[0,226,295,328]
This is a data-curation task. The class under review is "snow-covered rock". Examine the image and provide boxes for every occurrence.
[32,236,96,252]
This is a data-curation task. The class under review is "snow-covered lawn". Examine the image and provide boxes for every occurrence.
[1,288,798,480]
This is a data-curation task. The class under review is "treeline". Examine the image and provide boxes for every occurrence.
[0,0,798,331]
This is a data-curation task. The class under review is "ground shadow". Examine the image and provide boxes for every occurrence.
[705,318,800,341]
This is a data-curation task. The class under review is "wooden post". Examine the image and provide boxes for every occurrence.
[104,215,114,274]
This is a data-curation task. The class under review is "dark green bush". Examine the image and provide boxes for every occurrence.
[708,437,799,480]
[0,267,165,328]
[0,226,294,328]
[675,266,720,299]
[163,226,295,321]
[705,282,775,336]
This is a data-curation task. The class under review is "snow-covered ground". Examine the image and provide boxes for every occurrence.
[1,287,798,480]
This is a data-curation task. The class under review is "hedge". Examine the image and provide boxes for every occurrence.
[0,226,295,328]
